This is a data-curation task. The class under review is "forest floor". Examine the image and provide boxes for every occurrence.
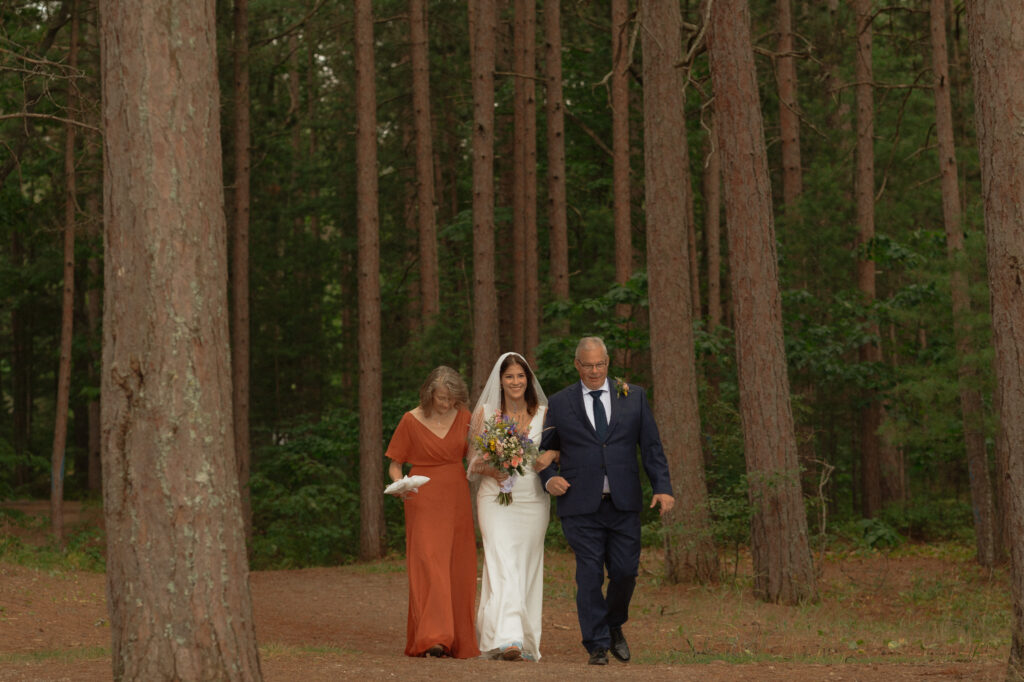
[0,501,1010,681]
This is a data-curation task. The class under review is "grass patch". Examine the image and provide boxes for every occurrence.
[0,646,109,665]
[0,506,106,573]
[344,555,407,574]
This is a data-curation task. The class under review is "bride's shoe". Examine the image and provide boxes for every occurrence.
[500,645,523,661]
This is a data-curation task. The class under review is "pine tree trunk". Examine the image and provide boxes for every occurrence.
[611,0,632,336]
[471,0,500,398]
[965,2,1024,676]
[51,0,80,542]
[852,0,902,516]
[410,0,440,326]
[85,190,102,493]
[776,0,802,208]
[641,0,719,584]
[521,1,539,363]
[708,0,815,604]
[231,0,253,551]
[931,0,996,568]
[511,0,528,354]
[704,112,723,334]
[99,0,262,676]
[545,0,569,323]
[355,0,386,561]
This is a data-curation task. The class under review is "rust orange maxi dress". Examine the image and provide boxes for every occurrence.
[385,408,480,659]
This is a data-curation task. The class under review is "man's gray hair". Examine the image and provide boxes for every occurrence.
[575,336,608,360]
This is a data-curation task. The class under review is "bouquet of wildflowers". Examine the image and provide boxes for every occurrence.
[474,411,539,505]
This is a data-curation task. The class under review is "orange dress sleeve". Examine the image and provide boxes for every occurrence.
[385,413,415,464]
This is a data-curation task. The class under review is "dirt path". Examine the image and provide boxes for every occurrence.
[0,502,1008,680]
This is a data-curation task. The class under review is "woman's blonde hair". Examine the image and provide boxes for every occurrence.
[419,366,469,416]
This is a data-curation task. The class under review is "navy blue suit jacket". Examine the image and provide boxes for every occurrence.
[539,381,672,517]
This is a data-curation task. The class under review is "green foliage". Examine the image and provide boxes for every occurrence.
[848,517,904,550]
[536,272,651,388]
[0,0,994,561]
[878,499,976,544]
[0,508,105,573]
[250,398,413,569]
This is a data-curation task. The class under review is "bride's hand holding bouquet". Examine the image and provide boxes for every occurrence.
[473,411,538,505]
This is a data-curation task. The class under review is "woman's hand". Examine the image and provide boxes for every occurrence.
[534,449,559,472]
[387,459,411,498]
[471,458,508,481]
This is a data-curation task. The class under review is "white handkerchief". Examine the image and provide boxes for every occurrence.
[384,475,431,496]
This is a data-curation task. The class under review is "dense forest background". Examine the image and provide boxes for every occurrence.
[1,0,995,569]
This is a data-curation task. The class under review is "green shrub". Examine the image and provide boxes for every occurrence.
[249,403,410,569]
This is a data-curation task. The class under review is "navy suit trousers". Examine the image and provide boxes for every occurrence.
[560,496,642,653]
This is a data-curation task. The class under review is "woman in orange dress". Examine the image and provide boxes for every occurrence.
[385,366,480,659]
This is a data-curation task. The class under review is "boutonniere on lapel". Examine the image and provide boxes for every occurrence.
[614,377,629,398]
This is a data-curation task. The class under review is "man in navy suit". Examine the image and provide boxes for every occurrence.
[539,336,674,665]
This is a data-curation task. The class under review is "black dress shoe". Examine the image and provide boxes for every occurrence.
[609,626,631,662]
[588,649,609,665]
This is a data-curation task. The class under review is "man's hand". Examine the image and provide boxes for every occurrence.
[545,476,571,496]
[650,493,675,515]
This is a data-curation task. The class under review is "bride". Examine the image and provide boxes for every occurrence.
[468,352,556,662]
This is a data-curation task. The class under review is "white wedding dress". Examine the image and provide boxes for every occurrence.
[474,406,550,661]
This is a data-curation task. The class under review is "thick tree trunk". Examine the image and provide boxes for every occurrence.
[410,0,440,326]
[51,0,80,542]
[231,0,253,550]
[471,0,500,398]
[708,0,815,604]
[99,0,262,677]
[355,0,386,561]
[965,2,1024,677]
[931,0,996,568]
[641,0,719,585]
[545,0,568,320]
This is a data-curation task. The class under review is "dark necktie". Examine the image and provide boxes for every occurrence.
[590,390,608,441]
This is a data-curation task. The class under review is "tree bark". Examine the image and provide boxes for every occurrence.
[708,0,816,604]
[545,0,569,323]
[511,0,527,354]
[231,0,253,551]
[641,0,719,585]
[51,0,80,542]
[931,0,996,568]
[704,112,723,334]
[410,0,440,326]
[965,2,1024,677]
[776,0,802,209]
[86,193,102,493]
[471,0,500,398]
[355,0,386,561]
[521,0,539,363]
[852,0,903,516]
[611,0,632,337]
[99,0,262,677]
